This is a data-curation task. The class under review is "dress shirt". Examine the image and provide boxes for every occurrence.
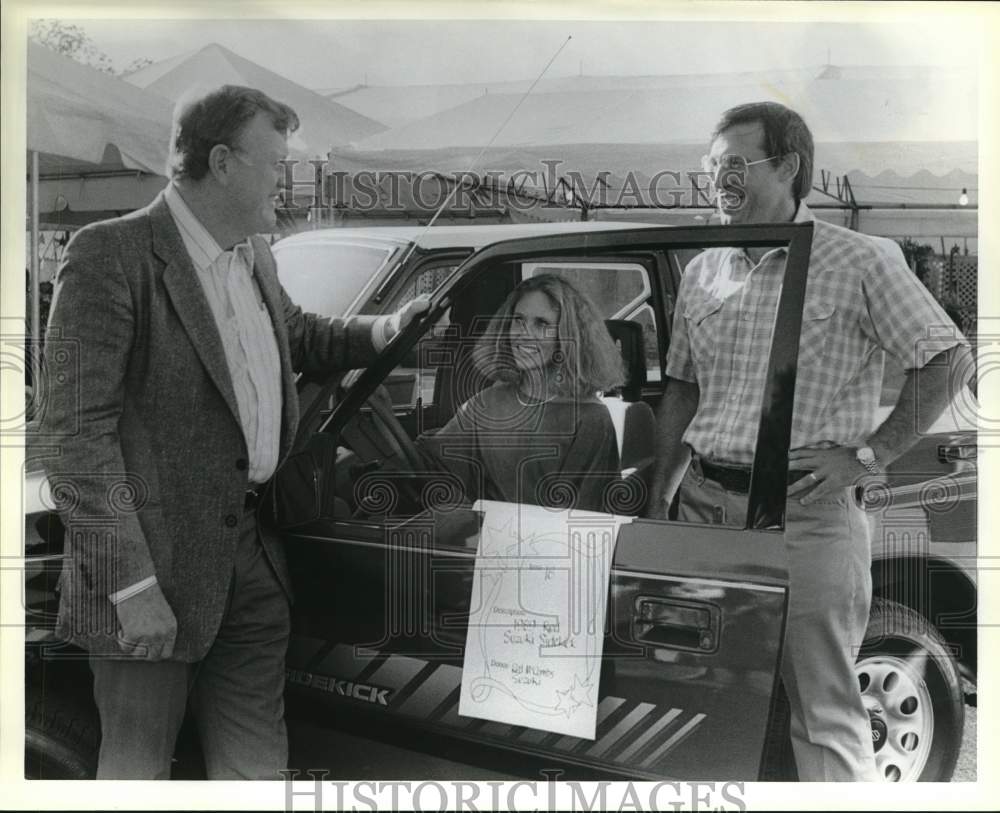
[165,183,283,484]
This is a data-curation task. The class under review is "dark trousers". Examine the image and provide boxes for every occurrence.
[89,509,290,779]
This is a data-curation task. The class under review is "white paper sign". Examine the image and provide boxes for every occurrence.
[459,500,632,739]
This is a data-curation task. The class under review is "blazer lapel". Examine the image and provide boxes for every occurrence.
[250,235,299,460]
[150,195,242,430]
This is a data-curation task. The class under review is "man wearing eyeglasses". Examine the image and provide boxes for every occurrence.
[648,101,969,780]
[41,85,427,779]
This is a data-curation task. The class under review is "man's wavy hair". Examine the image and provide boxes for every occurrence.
[167,84,299,181]
[474,274,626,398]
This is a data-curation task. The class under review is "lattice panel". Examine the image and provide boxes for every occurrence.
[950,255,978,311]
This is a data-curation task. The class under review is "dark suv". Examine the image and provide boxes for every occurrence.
[24,221,976,781]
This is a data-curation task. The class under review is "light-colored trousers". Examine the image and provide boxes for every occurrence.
[678,460,880,781]
[89,508,290,779]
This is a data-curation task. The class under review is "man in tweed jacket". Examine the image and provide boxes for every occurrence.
[41,85,426,779]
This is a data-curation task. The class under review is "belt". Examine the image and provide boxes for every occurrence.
[698,458,812,494]
[244,486,263,512]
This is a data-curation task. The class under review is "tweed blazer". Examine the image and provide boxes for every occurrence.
[42,191,379,660]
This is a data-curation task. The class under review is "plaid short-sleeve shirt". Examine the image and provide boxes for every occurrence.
[665,204,966,464]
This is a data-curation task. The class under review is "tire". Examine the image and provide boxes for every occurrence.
[858,598,964,781]
[25,690,100,779]
[761,598,964,781]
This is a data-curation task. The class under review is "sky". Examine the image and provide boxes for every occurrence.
[67,17,981,90]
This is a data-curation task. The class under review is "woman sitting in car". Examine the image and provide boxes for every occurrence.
[415,273,625,514]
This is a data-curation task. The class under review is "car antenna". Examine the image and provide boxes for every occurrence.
[386,35,574,278]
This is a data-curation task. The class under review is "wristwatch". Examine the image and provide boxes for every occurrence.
[856,446,881,476]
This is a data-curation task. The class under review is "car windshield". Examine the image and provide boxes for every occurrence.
[275,239,397,318]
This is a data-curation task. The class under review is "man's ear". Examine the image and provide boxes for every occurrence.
[778,152,800,186]
[207,144,232,185]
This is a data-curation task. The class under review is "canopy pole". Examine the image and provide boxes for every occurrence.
[30,150,41,393]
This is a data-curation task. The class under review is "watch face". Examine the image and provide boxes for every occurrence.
[857,447,876,464]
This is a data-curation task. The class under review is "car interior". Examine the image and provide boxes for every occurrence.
[276,253,671,536]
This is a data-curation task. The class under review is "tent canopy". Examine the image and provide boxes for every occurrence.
[336,64,977,209]
[28,41,173,176]
[325,64,977,132]
[348,67,977,151]
[126,43,387,156]
[27,41,176,224]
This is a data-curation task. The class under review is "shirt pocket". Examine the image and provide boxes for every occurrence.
[798,301,836,370]
[684,296,725,373]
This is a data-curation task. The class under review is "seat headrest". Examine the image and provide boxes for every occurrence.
[604,319,646,402]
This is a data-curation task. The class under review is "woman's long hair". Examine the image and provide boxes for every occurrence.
[475,273,625,397]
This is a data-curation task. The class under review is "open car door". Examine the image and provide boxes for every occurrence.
[273,223,814,780]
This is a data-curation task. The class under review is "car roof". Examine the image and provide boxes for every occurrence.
[274,221,660,252]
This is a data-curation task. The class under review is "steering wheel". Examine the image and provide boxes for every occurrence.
[364,385,425,473]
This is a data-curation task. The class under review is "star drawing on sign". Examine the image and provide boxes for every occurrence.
[567,674,594,709]
[554,683,582,717]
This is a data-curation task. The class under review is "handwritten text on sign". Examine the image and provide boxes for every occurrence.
[459,500,631,739]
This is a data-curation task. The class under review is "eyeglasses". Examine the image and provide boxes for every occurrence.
[700,153,780,176]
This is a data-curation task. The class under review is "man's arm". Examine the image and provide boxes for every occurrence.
[789,235,972,504]
[646,377,700,519]
[788,345,972,503]
[44,226,176,658]
[867,345,973,465]
[281,285,429,375]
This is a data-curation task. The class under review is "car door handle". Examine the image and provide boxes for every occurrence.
[632,597,719,653]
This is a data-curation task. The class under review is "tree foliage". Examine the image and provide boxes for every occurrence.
[897,238,936,285]
[29,20,150,76]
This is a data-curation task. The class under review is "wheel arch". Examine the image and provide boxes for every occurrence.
[870,553,977,681]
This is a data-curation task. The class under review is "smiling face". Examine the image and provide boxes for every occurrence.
[707,121,797,225]
[509,289,560,374]
[224,111,289,236]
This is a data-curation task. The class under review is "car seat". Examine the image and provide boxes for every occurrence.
[600,320,657,512]
[430,266,518,426]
